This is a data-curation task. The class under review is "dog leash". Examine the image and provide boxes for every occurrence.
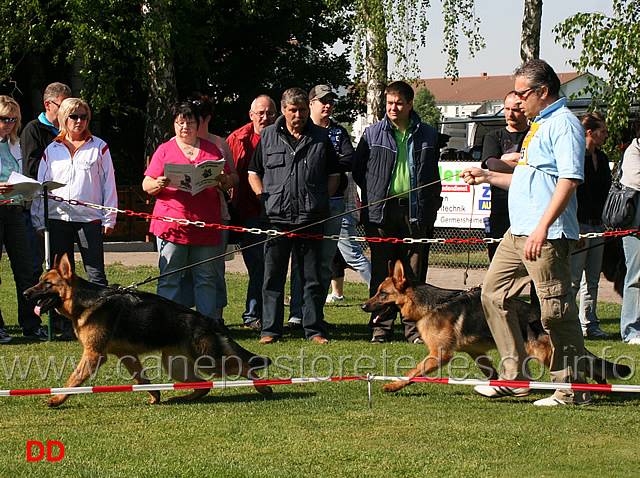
[433,284,483,308]
[122,177,447,289]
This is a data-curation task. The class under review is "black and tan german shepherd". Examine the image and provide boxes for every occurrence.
[363,260,630,393]
[24,254,272,407]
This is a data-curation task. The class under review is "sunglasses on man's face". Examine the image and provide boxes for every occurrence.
[0,116,18,124]
[69,114,88,121]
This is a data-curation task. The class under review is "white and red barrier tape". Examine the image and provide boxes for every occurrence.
[2,375,640,398]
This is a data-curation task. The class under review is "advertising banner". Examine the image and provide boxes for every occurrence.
[435,161,491,229]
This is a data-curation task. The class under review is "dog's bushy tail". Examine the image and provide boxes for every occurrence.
[584,348,632,384]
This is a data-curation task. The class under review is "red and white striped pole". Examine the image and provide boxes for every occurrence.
[2,376,639,399]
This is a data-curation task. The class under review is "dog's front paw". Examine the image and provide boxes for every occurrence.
[382,382,406,393]
[46,395,65,407]
[149,391,161,404]
[254,385,272,396]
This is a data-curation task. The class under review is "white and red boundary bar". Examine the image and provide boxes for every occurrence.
[2,375,640,397]
[0,376,363,397]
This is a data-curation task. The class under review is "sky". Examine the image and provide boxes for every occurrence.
[414,0,614,79]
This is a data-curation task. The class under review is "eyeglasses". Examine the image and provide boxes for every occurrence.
[175,120,197,128]
[0,116,18,124]
[514,86,538,99]
[314,97,335,106]
[50,101,60,108]
[251,110,276,118]
[69,114,88,121]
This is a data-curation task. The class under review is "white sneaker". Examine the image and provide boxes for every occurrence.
[474,385,531,398]
[325,294,345,304]
[534,395,592,407]
[627,338,640,345]
[534,396,567,406]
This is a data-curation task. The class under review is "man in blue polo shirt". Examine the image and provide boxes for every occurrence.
[462,60,591,406]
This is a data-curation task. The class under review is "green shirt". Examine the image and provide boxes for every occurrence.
[0,140,20,201]
[389,119,412,198]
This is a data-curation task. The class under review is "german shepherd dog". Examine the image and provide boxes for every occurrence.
[24,254,272,407]
[363,260,630,393]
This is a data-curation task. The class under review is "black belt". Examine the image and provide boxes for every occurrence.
[390,197,409,207]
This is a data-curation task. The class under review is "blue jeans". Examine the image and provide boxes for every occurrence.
[336,214,371,287]
[621,226,640,342]
[156,237,220,320]
[180,220,229,316]
[0,206,42,333]
[289,198,344,321]
[570,223,605,332]
[240,216,264,324]
[262,222,326,340]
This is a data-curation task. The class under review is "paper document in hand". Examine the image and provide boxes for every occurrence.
[6,172,65,198]
[163,159,226,195]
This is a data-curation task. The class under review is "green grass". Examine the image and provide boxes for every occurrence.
[0,260,639,477]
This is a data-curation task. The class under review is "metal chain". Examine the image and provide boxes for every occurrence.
[42,193,638,245]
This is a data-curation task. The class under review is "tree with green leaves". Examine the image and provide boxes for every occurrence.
[554,0,640,158]
[413,87,441,127]
[0,0,353,183]
[351,0,484,126]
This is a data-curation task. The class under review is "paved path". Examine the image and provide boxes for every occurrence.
[98,250,622,305]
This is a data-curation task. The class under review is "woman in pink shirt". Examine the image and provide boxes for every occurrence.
[143,102,232,323]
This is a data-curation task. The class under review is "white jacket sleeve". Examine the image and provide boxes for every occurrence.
[99,143,118,229]
[30,150,50,231]
[621,138,640,191]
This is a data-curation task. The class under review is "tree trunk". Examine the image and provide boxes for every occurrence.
[364,1,387,126]
[142,0,178,159]
[521,0,543,63]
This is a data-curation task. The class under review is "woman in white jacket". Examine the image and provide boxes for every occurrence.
[31,98,117,340]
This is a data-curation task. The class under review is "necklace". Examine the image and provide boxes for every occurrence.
[180,139,198,157]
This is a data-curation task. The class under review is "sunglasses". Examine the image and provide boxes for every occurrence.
[0,116,18,124]
[69,114,88,121]
[514,86,538,100]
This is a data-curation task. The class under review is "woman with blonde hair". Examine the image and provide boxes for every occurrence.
[32,97,117,340]
[0,95,49,342]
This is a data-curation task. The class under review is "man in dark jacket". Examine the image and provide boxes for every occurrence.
[353,81,442,343]
[226,95,277,330]
[20,82,71,284]
[248,87,340,344]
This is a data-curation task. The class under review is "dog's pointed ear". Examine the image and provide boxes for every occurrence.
[392,260,408,290]
[58,253,73,280]
[388,260,394,277]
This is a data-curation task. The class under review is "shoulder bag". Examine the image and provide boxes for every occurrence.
[601,153,639,229]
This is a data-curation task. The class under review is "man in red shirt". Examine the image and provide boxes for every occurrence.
[226,95,277,329]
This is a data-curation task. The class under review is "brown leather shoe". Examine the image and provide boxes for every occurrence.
[311,336,329,344]
[259,336,278,344]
